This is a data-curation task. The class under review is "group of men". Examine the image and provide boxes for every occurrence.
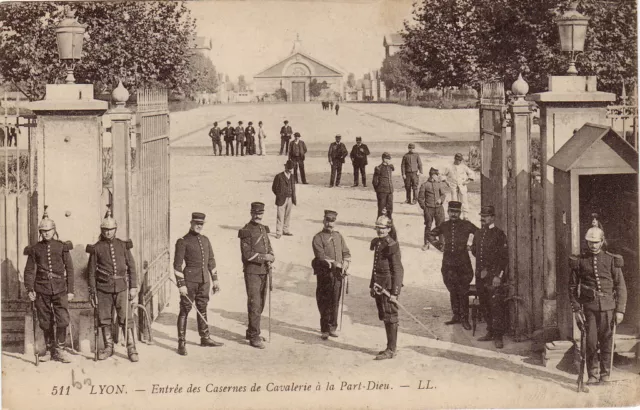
[0,125,18,147]
[209,120,267,156]
[320,101,340,115]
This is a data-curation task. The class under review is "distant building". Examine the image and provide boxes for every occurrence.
[383,33,403,57]
[253,35,344,103]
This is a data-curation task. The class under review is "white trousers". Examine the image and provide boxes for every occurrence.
[276,197,293,235]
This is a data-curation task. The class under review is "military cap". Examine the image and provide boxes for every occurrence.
[429,167,439,175]
[324,210,338,221]
[479,205,495,216]
[191,212,206,223]
[408,143,415,149]
[335,134,341,139]
[251,202,265,214]
[382,152,391,159]
[356,137,362,142]
[454,153,464,160]
[227,121,231,125]
[285,160,294,170]
[284,120,289,124]
[294,132,301,138]
[248,121,253,125]
[448,201,462,211]
[238,121,243,125]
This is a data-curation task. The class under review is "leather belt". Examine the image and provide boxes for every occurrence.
[38,271,64,280]
[96,269,126,279]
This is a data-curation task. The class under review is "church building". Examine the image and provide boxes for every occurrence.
[253,36,344,102]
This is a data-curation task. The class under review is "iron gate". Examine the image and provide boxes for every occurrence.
[133,89,171,322]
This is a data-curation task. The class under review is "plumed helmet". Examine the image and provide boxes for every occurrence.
[100,205,118,229]
[38,205,56,231]
[375,215,392,228]
[585,227,604,242]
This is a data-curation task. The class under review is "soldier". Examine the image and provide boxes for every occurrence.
[280,120,293,155]
[312,210,351,339]
[328,134,348,187]
[471,205,508,348]
[369,213,404,360]
[257,121,267,156]
[372,152,395,219]
[223,120,235,156]
[209,121,222,156]
[24,207,74,363]
[335,103,340,115]
[350,136,370,187]
[418,168,447,251]
[401,143,423,204]
[173,212,224,356]
[288,132,308,184]
[235,121,246,156]
[441,153,475,219]
[245,121,256,155]
[87,208,139,361]
[271,160,297,238]
[569,226,626,384]
[239,202,275,349]
[428,201,478,331]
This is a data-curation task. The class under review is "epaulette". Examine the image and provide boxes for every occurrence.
[264,225,270,234]
[85,244,95,254]
[370,238,377,251]
[569,255,580,269]
[62,241,74,252]
[23,245,32,256]
[238,229,251,239]
[124,239,134,249]
[606,251,624,268]
[385,236,397,247]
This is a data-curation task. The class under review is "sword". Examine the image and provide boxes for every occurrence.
[372,283,440,340]
[168,276,211,327]
[339,266,348,331]
[31,301,39,366]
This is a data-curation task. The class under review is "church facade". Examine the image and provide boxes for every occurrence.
[253,38,344,102]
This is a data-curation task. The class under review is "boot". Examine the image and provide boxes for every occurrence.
[177,313,188,356]
[51,327,71,363]
[477,333,493,342]
[98,326,114,360]
[197,309,224,347]
[461,317,472,330]
[445,315,461,325]
[375,323,397,360]
[125,327,139,362]
[39,329,53,362]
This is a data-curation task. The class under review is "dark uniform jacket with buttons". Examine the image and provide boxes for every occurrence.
[569,251,627,313]
[238,222,273,275]
[24,239,74,295]
[429,219,478,268]
[87,237,137,294]
[471,224,507,278]
[369,235,404,296]
[311,229,351,275]
[372,164,394,193]
[173,231,217,287]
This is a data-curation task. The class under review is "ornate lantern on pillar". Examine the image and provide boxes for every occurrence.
[55,7,86,84]
[556,2,589,76]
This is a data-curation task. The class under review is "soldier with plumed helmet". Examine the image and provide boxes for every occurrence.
[569,225,627,384]
[86,206,139,361]
[369,213,404,360]
[24,206,74,363]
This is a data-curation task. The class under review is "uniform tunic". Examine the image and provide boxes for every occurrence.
[24,239,74,330]
[418,178,447,245]
[239,221,274,340]
[369,236,404,323]
[373,164,395,218]
[312,229,351,333]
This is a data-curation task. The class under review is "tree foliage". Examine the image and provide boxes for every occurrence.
[380,52,417,95]
[309,78,329,97]
[237,75,247,92]
[402,0,637,93]
[188,52,219,93]
[347,72,356,88]
[0,2,198,100]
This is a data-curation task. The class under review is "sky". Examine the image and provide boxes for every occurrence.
[188,0,415,81]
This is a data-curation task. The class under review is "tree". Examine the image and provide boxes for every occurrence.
[273,88,287,101]
[0,2,197,101]
[188,52,219,93]
[380,52,417,97]
[309,78,329,97]
[347,73,356,88]
[237,75,247,92]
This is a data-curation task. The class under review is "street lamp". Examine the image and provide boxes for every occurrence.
[556,2,589,76]
[55,6,86,84]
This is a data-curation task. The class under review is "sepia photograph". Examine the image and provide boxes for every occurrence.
[0,0,638,409]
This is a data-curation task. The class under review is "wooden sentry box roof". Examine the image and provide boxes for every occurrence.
[548,123,638,173]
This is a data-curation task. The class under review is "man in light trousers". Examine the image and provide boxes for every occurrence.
[271,160,297,239]
[441,153,475,219]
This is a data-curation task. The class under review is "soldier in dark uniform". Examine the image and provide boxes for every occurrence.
[471,205,508,348]
[428,201,478,331]
[86,208,139,361]
[223,120,235,156]
[328,134,348,187]
[238,202,275,349]
[280,120,293,155]
[24,207,74,363]
[349,136,370,187]
[401,143,423,204]
[173,212,223,356]
[209,122,222,156]
[235,121,246,156]
[372,152,395,219]
[369,214,404,360]
[312,210,351,340]
[245,121,256,155]
[569,226,626,384]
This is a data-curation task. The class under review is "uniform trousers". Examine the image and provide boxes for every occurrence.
[211,138,222,156]
[404,172,419,202]
[315,270,343,333]
[330,163,343,186]
[225,141,234,156]
[276,197,293,235]
[477,276,506,338]
[291,158,306,184]
[353,163,366,186]
[441,264,473,319]
[35,291,70,331]
[179,280,211,337]
[584,308,614,377]
[376,192,393,218]
[423,206,445,245]
[244,273,268,341]
[97,289,133,328]
[374,292,399,323]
